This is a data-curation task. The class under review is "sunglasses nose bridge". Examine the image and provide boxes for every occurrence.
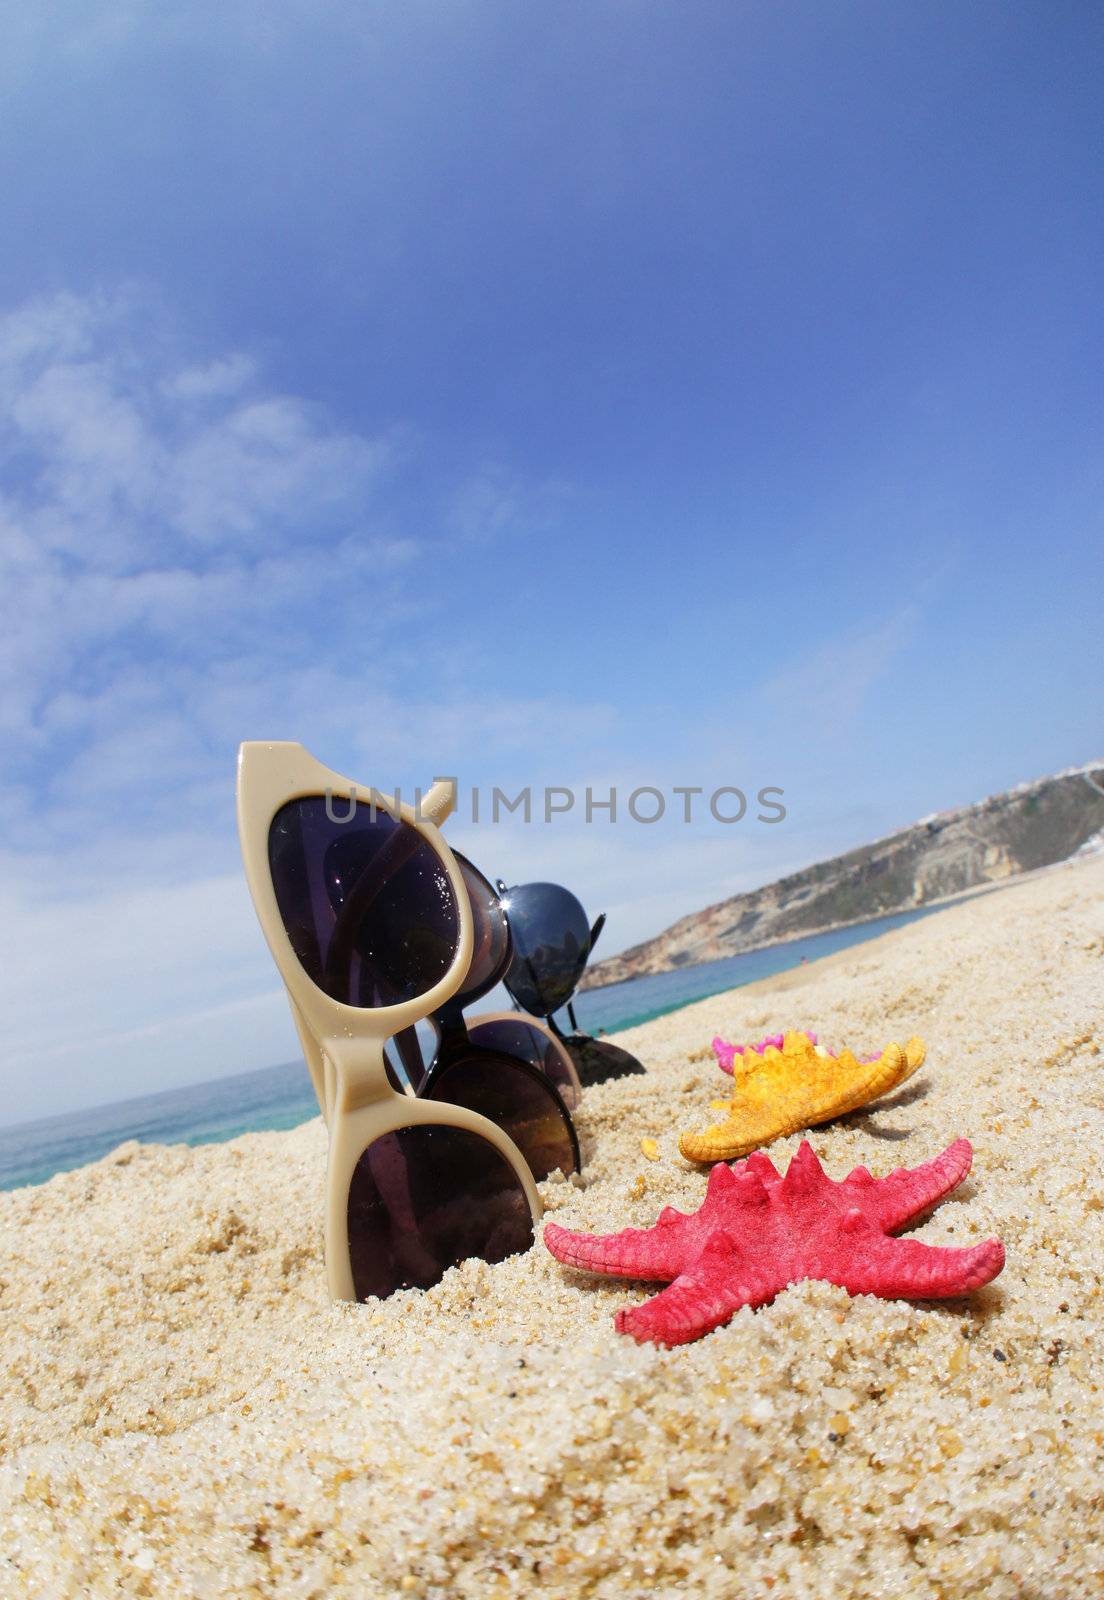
[324,1034,392,1114]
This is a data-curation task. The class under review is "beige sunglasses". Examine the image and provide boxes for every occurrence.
[237,741,577,1303]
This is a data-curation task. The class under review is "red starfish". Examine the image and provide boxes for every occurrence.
[544,1139,1005,1346]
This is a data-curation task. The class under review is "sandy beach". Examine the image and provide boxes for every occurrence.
[1,854,1102,1599]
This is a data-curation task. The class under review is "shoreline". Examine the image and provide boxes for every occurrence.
[581,848,1096,995]
[714,852,1092,1005]
[1,902,957,1192]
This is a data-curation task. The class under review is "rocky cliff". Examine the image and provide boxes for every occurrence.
[582,763,1104,989]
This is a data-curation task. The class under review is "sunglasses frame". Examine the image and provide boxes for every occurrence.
[498,881,646,1085]
[463,1010,582,1107]
[422,851,584,1107]
[237,740,542,1302]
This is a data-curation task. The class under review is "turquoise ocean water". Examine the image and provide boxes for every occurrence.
[0,904,947,1191]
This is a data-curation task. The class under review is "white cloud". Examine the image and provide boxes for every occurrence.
[0,2,330,79]
[448,464,570,544]
[0,287,643,1122]
[0,287,930,1128]
[0,288,406,781]
[762,605,921,740]
[160,354,257,401]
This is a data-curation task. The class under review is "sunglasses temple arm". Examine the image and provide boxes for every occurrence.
[420,777,456,824]
[560,914,604,1032]
[391,1025,426,1095]
[519,950,553,1022]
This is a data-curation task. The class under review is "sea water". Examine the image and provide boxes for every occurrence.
[0,903,946,1191]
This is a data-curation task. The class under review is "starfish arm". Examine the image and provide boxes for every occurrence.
[852,1138,974,1232]
[614,1234,783,1346]
[825,1212,1005,1299]
[820,1044,909,1118]
[680,1121,761,1163]
[543,1218,691,1282]
[713,1037,738,1074]
[680,1067,820,1160]
[903,1036,926,1077]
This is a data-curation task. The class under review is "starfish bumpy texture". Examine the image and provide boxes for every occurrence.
[712,1028,890,1074]
[544,1139,1004,1346]
[712,1031,788,1073]
[680,1029,926,1163]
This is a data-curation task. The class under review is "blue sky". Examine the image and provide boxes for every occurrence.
[1,2,1101,1124]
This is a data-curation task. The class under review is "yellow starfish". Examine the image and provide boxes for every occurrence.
[679,1031,926,1163]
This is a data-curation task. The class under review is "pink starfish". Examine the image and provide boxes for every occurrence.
[544,1139,1004,1346]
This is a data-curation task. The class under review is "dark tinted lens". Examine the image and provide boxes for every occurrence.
[452,854,511,1004]
[425,1048,578,1181]
[268,796,459,1006]
[467,1018,580,1111]
[564,1033,647,1087]
[501,882,592,1015]
[346,1123,534,1301]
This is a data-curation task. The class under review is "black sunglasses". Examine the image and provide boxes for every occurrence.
[495,880,646,1086]
[387,853,581,1181]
